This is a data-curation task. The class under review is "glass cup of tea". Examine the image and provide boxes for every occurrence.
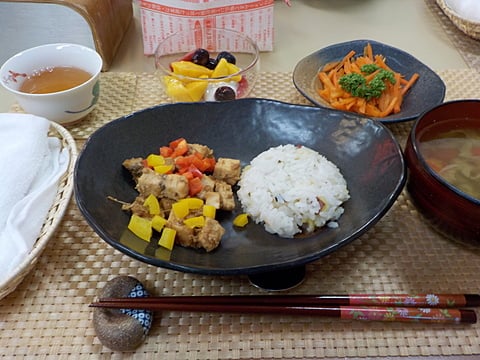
[0,43,102,125]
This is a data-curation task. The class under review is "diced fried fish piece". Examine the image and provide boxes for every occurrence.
[122,157,145,180]
[203,191,221,209]
[166,213,195,247]
[188,143,214,158]
[214,180,235,211]
[194,217,225,252]
[196,175,216,200]
[213,158,241,185]
[136,172,188,200]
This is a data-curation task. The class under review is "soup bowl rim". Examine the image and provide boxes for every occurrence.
[410,99,480,205]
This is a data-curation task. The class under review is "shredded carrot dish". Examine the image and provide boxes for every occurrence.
[316,43,419,118]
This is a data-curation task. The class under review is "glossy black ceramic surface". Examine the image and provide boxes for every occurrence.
[293,39,446,123]
[74,99,406,275]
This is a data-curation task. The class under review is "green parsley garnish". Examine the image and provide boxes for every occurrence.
[338,64,396,100]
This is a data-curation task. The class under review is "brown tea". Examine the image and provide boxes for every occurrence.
[19,66,92,94]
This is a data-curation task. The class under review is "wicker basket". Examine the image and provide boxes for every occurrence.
[0,121,77,300]
[436,0,480,40]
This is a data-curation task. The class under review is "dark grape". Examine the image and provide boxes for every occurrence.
[216,51,236,64]
[214,86,236,101]
[205,58,218,70]
[191,48,210,66]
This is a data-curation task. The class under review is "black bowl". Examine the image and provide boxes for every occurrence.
[75,99,405,281]
[293,39,446,123]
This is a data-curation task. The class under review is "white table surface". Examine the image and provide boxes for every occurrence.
[0,0,468,113]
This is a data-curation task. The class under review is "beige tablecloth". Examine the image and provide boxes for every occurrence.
[1,69,480,359]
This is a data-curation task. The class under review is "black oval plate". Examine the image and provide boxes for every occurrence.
[293,39,446,123]
[74,98,406,275]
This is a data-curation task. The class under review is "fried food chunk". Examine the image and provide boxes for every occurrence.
[122,157,145,180]
[214,180,236,211]
[213,158,241,185]
[136,172,189,200]
[166,210,224,252]
[195,217,225,252]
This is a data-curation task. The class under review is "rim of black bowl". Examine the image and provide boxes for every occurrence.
[410,99,480,205]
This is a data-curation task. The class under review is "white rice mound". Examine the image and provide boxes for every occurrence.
[237,144,350,238]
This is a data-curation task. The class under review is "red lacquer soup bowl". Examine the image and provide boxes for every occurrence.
[404,100,480,245]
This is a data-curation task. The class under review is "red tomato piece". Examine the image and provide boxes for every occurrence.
[175,156,190,169]
[160,146,173,157]
[188,177,203,196]
[188,164,203,178]
[169,137,187,149]
[190,156,206,172]
[171,140,189,158]
[202,157,216,172]
[182,171,194,181]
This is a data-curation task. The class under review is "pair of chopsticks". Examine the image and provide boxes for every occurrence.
[90,293,479,324]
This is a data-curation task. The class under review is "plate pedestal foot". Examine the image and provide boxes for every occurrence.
[248,266,306,291]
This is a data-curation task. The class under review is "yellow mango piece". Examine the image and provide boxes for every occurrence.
[159,227,176,250]
[152,215,168,232]
[146,154,165,167]
[128,214,152,241]
[233,213,249,227]
[154,164,173,174]
[183,216,205,229]
[211,58,230,78]
[172,201,189,219]
[163,76,193,102]
[226,62,242,82]
[185,80,208,101]
[171,61,213,78]
[202,204,216,219]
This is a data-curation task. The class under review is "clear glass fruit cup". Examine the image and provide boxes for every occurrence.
[154,26,260,102]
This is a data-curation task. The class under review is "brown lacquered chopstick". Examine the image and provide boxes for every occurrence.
[94,293,480,308]
[90,300,477,324]
[90,294,479,324]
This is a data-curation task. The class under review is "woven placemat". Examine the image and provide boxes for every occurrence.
[426,0,480,69]
[2,70,480,359]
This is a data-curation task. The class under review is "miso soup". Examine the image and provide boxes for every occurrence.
[419,119,480,199]
[19,66,92,94]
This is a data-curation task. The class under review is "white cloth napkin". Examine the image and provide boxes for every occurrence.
[0,113,69,284]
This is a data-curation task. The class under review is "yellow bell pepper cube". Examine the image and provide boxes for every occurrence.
[146,154,165,167]
[183,216,205,229]
[158,227,176,250]
[143,194,161,215]
[179,197,204,210]
[233,213,249,227]
[154,164,173,174]
[202,204,216,219]
[128,214,152,241]
[172,200,189,219]
[152,215,168,232]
